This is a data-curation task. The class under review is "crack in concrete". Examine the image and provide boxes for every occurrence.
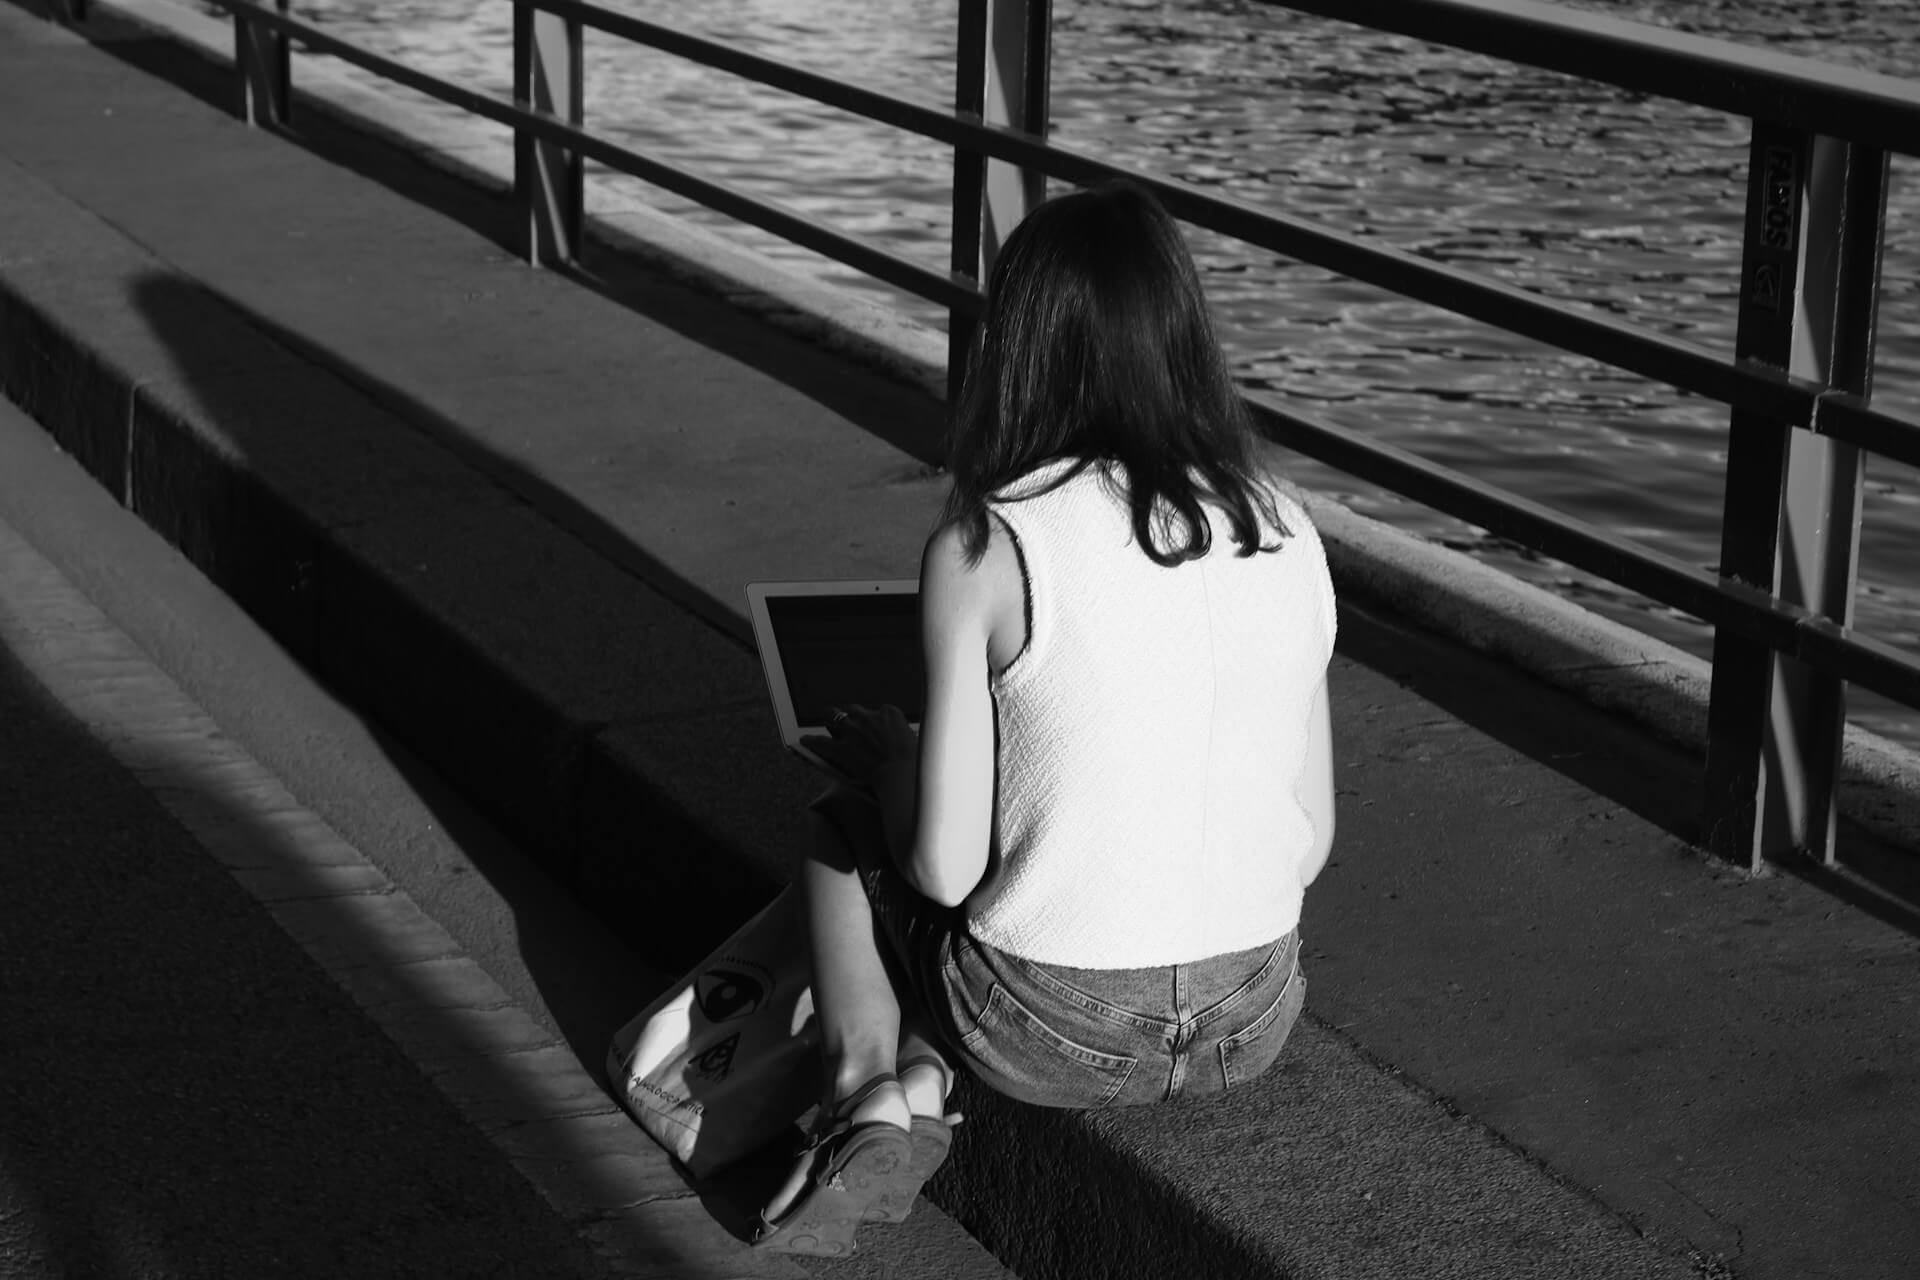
[577,1190,702,1222]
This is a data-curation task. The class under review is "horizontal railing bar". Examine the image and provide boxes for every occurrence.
[522,0,1874,437]
[1252,396,1920,708]
[208,0,979,314]
[952,125,1882,434]
[1815,394,1920,472]
[1015,137,1810,419]
[222,2,519,130]
[1261,0,1920,159]
[1252,397,1737,616]
[1792,614,1920,714]
[530,0,950,128]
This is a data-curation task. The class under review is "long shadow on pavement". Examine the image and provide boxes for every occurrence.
[121,270,726,1063]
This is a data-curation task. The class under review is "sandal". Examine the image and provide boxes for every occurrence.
[863,1054,959,1226]
[753,1073,916,1257]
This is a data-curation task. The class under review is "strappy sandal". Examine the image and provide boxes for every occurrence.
[753,1073,916,1257]
[863,1054,960,1226]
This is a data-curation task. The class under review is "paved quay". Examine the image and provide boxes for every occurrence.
[3,3,1918,1277]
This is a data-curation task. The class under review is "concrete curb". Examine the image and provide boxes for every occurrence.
[73,0,1920,860]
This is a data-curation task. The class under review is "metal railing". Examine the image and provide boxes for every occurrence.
[107,0,1920,868]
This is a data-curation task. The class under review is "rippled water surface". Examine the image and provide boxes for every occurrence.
[268,0,1920,744]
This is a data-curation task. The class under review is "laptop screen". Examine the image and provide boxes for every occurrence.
[764,590,926,727]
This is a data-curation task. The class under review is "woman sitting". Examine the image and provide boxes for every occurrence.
[756,179,1339,1257]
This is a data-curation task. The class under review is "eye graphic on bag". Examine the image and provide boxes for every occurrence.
[696,966,768,1023]
[608,891,822,1179]
[690,1033,740,1083]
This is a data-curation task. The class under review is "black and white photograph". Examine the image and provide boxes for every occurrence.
[1,1,1915,1276]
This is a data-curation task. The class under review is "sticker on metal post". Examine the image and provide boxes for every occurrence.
[1743,144,1800,313]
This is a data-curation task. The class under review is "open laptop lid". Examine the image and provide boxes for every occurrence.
[745,580,922,783]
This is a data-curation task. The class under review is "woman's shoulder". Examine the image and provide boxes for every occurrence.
[923,514,1028,673]
[922,514,1024,605]
[921,518,980,590]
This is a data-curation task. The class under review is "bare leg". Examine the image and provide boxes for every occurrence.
[898,1019,956,1121]
[763,810,911,1222]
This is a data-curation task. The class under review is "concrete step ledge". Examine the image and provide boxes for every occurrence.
[0,206,793,948]
[0,132,1704,1280]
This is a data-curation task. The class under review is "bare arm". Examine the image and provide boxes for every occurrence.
[885,521,1001,906]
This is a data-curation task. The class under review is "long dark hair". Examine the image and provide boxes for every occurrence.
[939,180,1286,568]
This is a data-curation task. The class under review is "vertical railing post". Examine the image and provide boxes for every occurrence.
[948,0,989,407]
[234,0,290,128]
[513,2,584,268]
[947,0,1052,404]
[1703,124,1887,869]
[981,0,1051,268]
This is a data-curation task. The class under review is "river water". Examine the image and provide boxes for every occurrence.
[254,0,1920,746]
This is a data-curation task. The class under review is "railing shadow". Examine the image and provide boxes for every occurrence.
[117,265,731,1039]
[54,0,948,469]
[1338,593,1920,937]
[1336,593,1705,840]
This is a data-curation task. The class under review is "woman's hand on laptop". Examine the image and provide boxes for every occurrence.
[821,703,920,865]
[817,702,917,783]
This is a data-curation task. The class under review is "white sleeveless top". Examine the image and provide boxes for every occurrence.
[965,459,1337,968]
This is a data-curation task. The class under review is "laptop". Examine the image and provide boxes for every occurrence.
[745,580,924,786]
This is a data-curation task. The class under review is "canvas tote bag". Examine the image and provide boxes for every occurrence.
[606,887,821,1177]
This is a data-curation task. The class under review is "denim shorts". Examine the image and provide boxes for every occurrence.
[812,788,1306,1109]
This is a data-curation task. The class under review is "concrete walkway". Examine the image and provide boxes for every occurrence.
[1,3,1916,1277]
